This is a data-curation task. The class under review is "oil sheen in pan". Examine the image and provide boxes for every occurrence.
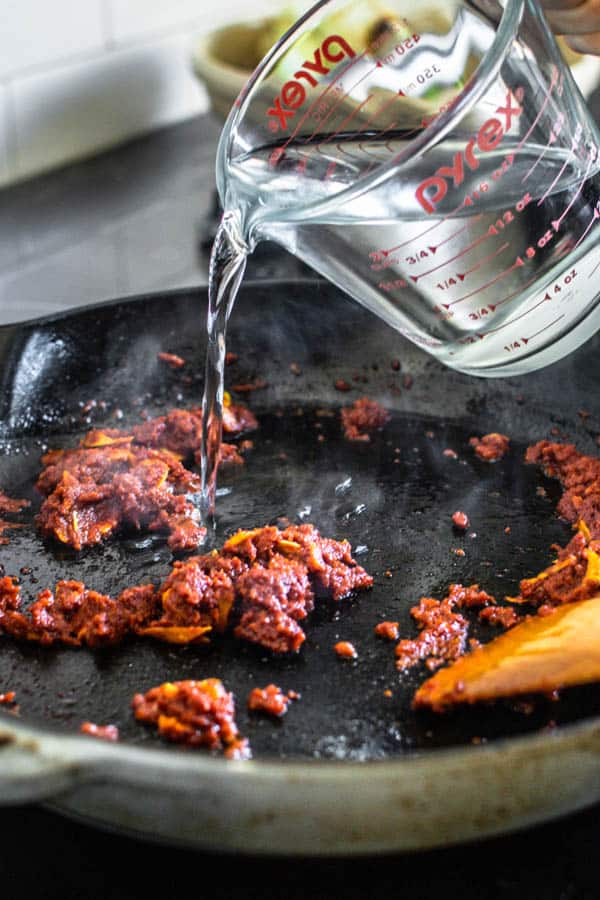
[0,280,599,760]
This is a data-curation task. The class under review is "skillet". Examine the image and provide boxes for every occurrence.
[1,278,600,854]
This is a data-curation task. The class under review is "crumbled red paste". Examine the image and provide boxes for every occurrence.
[157,352,185,369]
[526,440,600,538]
[35,403,256,552]
[0,577,160,648]
[334,641,357,659]
[478,606,521,628]
[341,397,390,442]
[469,433,510,461]
[395,584,494,672]
[509,529,600,608]
[374,620,399,640]
[247,684,297,717]
[0,491,30,546]
[80,722,119,741]
[132,679,249,756]
[0,525,371,655]
[452,511,469,530]
[231,380,268,393]
[0,492,30,515]
[0,520,26,546]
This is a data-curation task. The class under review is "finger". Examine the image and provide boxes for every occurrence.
[563,30,600,53]
[541,0,600,35]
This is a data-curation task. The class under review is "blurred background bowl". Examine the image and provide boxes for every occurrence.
[192,15,600,123]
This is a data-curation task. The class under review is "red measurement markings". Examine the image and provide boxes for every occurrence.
[456,241,510,281]
[410,227,504,283]
[588,255,600,280]
[524,314,566,342]
[304,61,383,143]
[516,66,559,154]
[522,114,565,183]
[432,218,480,252]
[380,198,468,257]
[483,270,576,340]
[359,120,401,159]
[318,95,374,148]
[358,89,405,133]
[537,124,582,208]
[278,50,369,152]
[502,316,566,353]
[489,273,539,311]
[446,256,525,307]
[552,156,594,232]
[481,293,552,338]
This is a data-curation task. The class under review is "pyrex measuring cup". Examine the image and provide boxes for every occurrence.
[215,0,600,376]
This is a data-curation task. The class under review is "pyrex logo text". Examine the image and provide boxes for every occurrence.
[266,35,356,132]
[415,89,523,214]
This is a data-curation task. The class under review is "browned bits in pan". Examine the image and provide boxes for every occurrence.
[247,684,298,718]
[334,641,357,659]
[0,492,30,515]
[469,433,510,461]
[231,379,268,393]
[157,352,185,369]
[341,397,390,442]
[478,606,521,629]
[395,584,494,673]
[80,722,119,741]
[526,440,600,540]
[0,491,30,547]
[451,511,469,530]
[374,621,399,641]
[132,679,249,757]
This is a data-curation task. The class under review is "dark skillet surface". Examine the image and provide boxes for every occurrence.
[0,279,599,759]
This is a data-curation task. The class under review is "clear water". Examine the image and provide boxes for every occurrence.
[230,132,600,371]
[200,131,600,512]
[200,212,247,520]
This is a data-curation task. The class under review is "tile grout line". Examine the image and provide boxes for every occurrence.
[3,80,20,195]
[100,0,116,51]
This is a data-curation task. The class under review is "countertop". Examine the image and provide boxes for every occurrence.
[2,105,600,897]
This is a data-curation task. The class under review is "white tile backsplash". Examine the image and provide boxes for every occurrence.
[0,0,306,186]
[11,32,208,181]
[0,0,106,80]
[108,0,283,44]
[108,0,209,43]
[0,84,11,187]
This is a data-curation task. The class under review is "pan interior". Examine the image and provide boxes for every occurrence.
[0,280,599,761]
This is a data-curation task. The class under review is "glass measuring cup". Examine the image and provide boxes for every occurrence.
[214,0,600,376]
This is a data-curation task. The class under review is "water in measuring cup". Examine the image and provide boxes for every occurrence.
[229,129,600,371]
[200,128,600,514]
